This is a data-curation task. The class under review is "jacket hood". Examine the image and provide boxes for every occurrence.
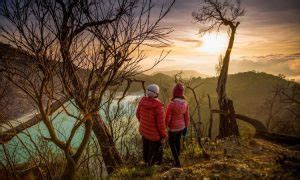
[169,98,187,114]
[140,96,163,109]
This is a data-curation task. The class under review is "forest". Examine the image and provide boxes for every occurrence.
[0,0,299,179]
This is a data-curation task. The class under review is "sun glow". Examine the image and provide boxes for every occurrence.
[200,33,228,54]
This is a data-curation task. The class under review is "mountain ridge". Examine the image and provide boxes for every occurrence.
[151,69,210,79]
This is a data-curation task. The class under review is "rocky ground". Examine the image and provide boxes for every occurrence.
[112,138,300,179]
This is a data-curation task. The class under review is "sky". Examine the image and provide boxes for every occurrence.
[0,0,299,81]
[144,0,300,81]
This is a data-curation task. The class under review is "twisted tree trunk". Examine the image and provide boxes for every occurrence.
[216,24,240,138]
[227,99,240,136]
[207,94,213,139]
[60,39,123,174]
[61,159,76,180]
[92,113,122,174]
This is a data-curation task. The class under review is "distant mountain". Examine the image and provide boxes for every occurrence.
[152,70,210,79]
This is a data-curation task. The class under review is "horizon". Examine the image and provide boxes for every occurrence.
[145,68,300,82]
[142,0,300,82]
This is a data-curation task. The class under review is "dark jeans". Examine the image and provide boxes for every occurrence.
[168,130,183,167]
[142,136,163,166]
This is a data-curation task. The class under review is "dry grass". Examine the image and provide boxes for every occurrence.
[111,138,299,179]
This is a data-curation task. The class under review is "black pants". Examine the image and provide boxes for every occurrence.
[168,130,183,167]
[142,136,163,166]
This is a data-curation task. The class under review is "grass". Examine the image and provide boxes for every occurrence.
[111,165,158,178]
[112,138,300,179]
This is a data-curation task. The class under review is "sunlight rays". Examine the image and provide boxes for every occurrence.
[200,33,228,54]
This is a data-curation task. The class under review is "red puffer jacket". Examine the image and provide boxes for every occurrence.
[165,98,190,131]
[136,97,167,141]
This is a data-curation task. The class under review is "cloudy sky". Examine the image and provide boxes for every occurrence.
[144,0,300,81]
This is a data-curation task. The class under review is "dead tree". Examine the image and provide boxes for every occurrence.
[275,81,300,116]
[207,94,213,139]
[0,75,9,126]
[211,109,300,145]
[262,85,281,130]
[1,0,175,177]
[193,0,245,138]
[0,32,90,179]
[271,80,300,135]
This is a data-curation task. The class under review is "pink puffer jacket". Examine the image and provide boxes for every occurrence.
[165,98,190,132]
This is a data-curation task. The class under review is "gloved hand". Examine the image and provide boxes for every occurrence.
[160,138,166,145]
[182,127,188,136]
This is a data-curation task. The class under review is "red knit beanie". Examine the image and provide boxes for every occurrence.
[173,83,184,98]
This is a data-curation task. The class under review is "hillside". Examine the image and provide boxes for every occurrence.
[0,43,37,119]
[151,69,209,79]
[0,43,88,119]
[112,138,300,179]
[131,71,300,137]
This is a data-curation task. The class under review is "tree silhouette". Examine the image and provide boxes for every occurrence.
[193,0,245,138]
[0,0,174,178]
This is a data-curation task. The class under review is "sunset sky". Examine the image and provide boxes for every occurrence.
[0,0,299,81]
[145,0,300,81]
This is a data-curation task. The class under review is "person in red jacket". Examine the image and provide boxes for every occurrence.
[136,84,166,166]
[165,83,190,167]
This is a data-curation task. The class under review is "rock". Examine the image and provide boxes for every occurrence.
[213,173,220,179]
[252,146,263,155]
[138,161,146,166]
[224,147,236,157]
[162,168,184,179]
[249,139,259,147]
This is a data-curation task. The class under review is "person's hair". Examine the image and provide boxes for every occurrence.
[148,94,158,98]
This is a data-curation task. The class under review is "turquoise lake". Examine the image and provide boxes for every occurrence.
[0,94,142,164]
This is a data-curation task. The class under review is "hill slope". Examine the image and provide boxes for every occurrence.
[131,71,300,137]
[151,70,209,79]
[112,138,300,179]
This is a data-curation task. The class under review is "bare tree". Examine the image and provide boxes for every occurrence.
[276,81,300,116]
[0,76,9,126]
[207,94,213,139]
[215,55,223,77]
[193,0,245,138]
[0,0,175,177]
[270,80,300,135]
[262,86,281,130]
[0,34,92,179]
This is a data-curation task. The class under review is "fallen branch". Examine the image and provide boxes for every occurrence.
[210,109,300,145]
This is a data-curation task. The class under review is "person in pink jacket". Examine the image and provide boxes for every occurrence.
[165,83,190,167]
